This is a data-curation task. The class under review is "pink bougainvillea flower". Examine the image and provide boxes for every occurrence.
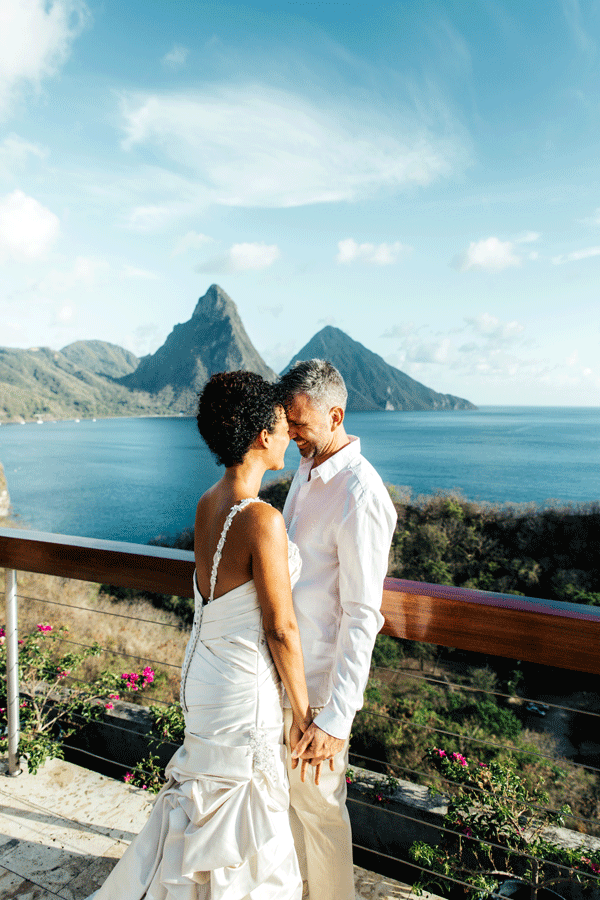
[36,624,52,633]
[124,773,133,783]
[451,752,467,767]
[109,693,120,700]
[105,703,114,710]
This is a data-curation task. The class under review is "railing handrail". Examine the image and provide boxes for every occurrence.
[2,526,600,675]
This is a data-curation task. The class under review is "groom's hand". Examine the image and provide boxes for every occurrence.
[291,724,344,784]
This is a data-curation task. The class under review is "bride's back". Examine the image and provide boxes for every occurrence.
[193,486,256,602]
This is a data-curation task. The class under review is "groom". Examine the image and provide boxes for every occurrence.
[278,360,397,900]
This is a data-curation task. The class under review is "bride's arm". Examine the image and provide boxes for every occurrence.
[248,505,312,735]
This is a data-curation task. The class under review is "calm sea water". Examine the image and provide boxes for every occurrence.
[1,406,599,545]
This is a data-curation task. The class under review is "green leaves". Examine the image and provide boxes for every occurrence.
[410,748,600,898]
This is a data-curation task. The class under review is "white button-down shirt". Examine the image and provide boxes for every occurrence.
[283,436,397,739]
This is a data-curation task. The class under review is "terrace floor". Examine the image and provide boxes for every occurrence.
[0,756,428,900]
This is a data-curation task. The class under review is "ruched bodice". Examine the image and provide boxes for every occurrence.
[89,498,302,900]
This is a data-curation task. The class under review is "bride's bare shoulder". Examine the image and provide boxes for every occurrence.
[245,501,286,542]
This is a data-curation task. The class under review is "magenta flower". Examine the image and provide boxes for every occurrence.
[124,773,133,783]
[105,702,114,710]
[436,749,446,758]
[451,752,467,767]
[109,693,120,700]
[36,623,52,633]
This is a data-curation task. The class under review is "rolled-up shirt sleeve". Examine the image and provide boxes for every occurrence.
[314,492,395,740]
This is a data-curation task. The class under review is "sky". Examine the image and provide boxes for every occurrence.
[1,0,600,406]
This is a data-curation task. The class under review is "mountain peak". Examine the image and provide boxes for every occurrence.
[192,284,237,320]
[120,285,275,409]
[282,326,476,412]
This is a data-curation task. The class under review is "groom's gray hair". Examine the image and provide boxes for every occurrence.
[279,359,348,412]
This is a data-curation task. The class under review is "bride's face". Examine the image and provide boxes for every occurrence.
[267,406,290,471]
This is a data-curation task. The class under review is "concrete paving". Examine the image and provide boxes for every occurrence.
[0,756,432,900]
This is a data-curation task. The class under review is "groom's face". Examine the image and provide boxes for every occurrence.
[285,392,331,461]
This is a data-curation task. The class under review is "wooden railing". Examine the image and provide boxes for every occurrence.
[2,525,600,676]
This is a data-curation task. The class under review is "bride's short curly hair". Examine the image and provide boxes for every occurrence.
[197,371,280,467]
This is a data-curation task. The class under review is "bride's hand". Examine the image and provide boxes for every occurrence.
[289,720,322,784]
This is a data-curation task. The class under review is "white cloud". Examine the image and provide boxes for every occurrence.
[465,313,524,342]
[125,203,182,232]
[57,304,73,322]
[514,231,540,244]
[381,322,416,339]
[162,44,189,68]
[0,0,89,120]
[39,256,107,293]
[197,242,280,273]
[0,190,60,261]
[170,231,213,257]
[552,246,600,265]
[0,133,47,177]
[453,236,521,272]
[119,83,467,210]
[405,338,452,365]
[122,323,165,358]
[336,238,411,265]
[561,0,596,54]
[259,304,284,318]
[581,207,600,225]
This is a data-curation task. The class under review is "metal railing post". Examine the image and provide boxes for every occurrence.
[5,568,22,776]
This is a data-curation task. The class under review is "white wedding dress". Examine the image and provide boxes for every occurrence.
[89,498,303,900]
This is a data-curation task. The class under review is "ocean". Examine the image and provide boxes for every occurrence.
[1,406,599,545]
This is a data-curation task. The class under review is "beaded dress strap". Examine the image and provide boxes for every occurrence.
[208,497,266,603]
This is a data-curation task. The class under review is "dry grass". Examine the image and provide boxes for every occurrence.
[1,568,189,704]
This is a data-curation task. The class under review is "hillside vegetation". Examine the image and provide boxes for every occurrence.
[0,345,172,421]
[259,478,600,607]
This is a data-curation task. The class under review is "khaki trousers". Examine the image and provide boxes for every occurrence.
[284,708,355,900]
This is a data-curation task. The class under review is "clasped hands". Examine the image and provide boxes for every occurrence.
[289,721,345,785]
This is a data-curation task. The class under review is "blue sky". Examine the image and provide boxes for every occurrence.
[1,0,600,406]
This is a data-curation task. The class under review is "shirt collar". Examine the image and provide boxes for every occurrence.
[299,435,361,485]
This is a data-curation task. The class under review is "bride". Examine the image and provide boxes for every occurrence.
[90,371,313,900]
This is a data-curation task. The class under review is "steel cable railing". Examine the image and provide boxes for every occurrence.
[353,705,600,775]
[348,796,600,891]
[372,663,600,722]
[16,591,185,629]
[4,531,600,899]
[346,750,600,832]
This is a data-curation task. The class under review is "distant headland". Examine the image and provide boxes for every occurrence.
[0,285,476,423]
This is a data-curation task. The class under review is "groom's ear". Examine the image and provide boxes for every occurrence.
[329,406,344,430]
